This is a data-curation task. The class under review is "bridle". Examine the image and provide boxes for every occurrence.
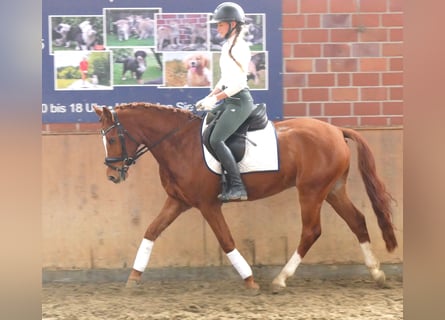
[100,108,145,180]
[100,107,198,180]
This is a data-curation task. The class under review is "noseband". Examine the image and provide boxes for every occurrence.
[100,108,198,180]
[100,109,148,180]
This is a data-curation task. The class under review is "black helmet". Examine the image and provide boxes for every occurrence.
[209,2,245,24]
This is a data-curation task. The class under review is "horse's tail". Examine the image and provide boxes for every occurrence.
[341,128,398,252]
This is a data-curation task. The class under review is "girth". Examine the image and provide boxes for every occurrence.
[203,103,269,162]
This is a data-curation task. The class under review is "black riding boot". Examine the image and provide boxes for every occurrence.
[213,142,248,202]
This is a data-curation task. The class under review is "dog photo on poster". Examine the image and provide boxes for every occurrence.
[42,0,282,123]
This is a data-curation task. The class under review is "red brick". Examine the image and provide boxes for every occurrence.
[283,74,307,87]
[314,117,330,123]
[323,44,351,57]
[294,44,322,57]
[389,0,403,12]
[382,72,403,86]
[325,103,352,116]
[352,43,380,57]
[331,0,357,13]
[390,87,403,100]
[285,59,313,72]
[332,88,358,101]
[307,14,321,28]
[308,73,335,87]
[330,117,358,127]
[283,0,298,13]
[360,58,388,71]
[286,88,301,102]
[360,117,388,127]
[390,57,403,71]
[383,43,403,56]
[389,116,403,126]
[361,87,388,100]
[301,0,328,13]
[283,14,305,28]
[330,58,358,72]
[283,44,293,58]
[301,29,329,43]
[283,29,300,43]
[360,28,388,42]
[315,59,328,72]
[382,13,403,27]
[360,0,388,12]
[309,103,323,117]
[322,14,351,28]
[383,101,403,115]
[331,29,358,42]
[337,73,351,86]
[352,14,380,28]
[302,88,329,101]
[79,123,101,132]
[390,28,403,41]
[354,102,381,115]
[283,103,307,117]
[43,123,77,133]
[353,73,380,86]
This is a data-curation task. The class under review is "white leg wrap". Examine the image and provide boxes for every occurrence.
[132,238,154,272]
[360,242,385,284]
[272,251,302,287]
[282,251,302,278]
[226,249,253,279]
[360,242,379,270]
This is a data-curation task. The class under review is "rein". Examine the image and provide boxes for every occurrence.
[101,107,199,178]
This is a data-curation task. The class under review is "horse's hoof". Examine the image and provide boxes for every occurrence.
[271,283,286,294]
[243,279,260,296]
[372,269,386,288]
[244,285,261,296]
[125,278,142,289]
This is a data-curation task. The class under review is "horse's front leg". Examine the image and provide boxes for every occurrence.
[200,203,260,292]
[126,196,190,287]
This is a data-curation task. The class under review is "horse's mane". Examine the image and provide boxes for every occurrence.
[115,102,202,121]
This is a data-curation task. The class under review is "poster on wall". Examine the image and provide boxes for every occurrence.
[42,0,282,123]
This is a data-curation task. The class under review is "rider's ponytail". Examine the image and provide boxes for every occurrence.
[228,23,245,73]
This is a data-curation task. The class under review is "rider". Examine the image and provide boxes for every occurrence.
[196,2,255,202]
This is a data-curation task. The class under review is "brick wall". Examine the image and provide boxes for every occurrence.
[282,0,403,127]
[42,0,404,133]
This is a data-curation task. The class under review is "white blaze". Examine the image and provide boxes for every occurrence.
[102,135,108,157]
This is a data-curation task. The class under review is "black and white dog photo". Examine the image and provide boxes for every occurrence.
[247,52,266,85]
[116,50,148,84]
[53,20,97,50]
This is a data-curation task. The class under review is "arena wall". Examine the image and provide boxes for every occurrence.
[42,128,402,270]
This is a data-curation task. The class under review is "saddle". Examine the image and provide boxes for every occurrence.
[203,103,269,162]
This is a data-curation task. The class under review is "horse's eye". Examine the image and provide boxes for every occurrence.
[108,137,116,144]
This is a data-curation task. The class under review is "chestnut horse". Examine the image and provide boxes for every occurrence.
[94,102,397,293]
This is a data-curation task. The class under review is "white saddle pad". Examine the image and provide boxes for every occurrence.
[201,115,279,174]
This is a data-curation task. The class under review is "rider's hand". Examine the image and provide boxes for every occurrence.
[196,95,217,111]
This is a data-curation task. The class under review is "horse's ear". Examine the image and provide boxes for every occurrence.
[94,106,113,121]
[93,105,103,117]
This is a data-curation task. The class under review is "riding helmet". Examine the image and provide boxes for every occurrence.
[209,2,246,24]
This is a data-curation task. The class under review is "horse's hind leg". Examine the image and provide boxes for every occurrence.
[272,189,324,292]
[126,196,190,287]
[326,180,386,287]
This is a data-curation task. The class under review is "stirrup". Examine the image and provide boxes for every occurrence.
[218,188,248,202]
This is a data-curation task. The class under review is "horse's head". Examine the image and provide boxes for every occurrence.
[94,106,141,183]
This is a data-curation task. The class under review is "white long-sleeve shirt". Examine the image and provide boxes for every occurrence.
[215,34,251,97]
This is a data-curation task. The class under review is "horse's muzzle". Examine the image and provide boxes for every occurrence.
[108,175,122,184]
[106,166,128,184]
